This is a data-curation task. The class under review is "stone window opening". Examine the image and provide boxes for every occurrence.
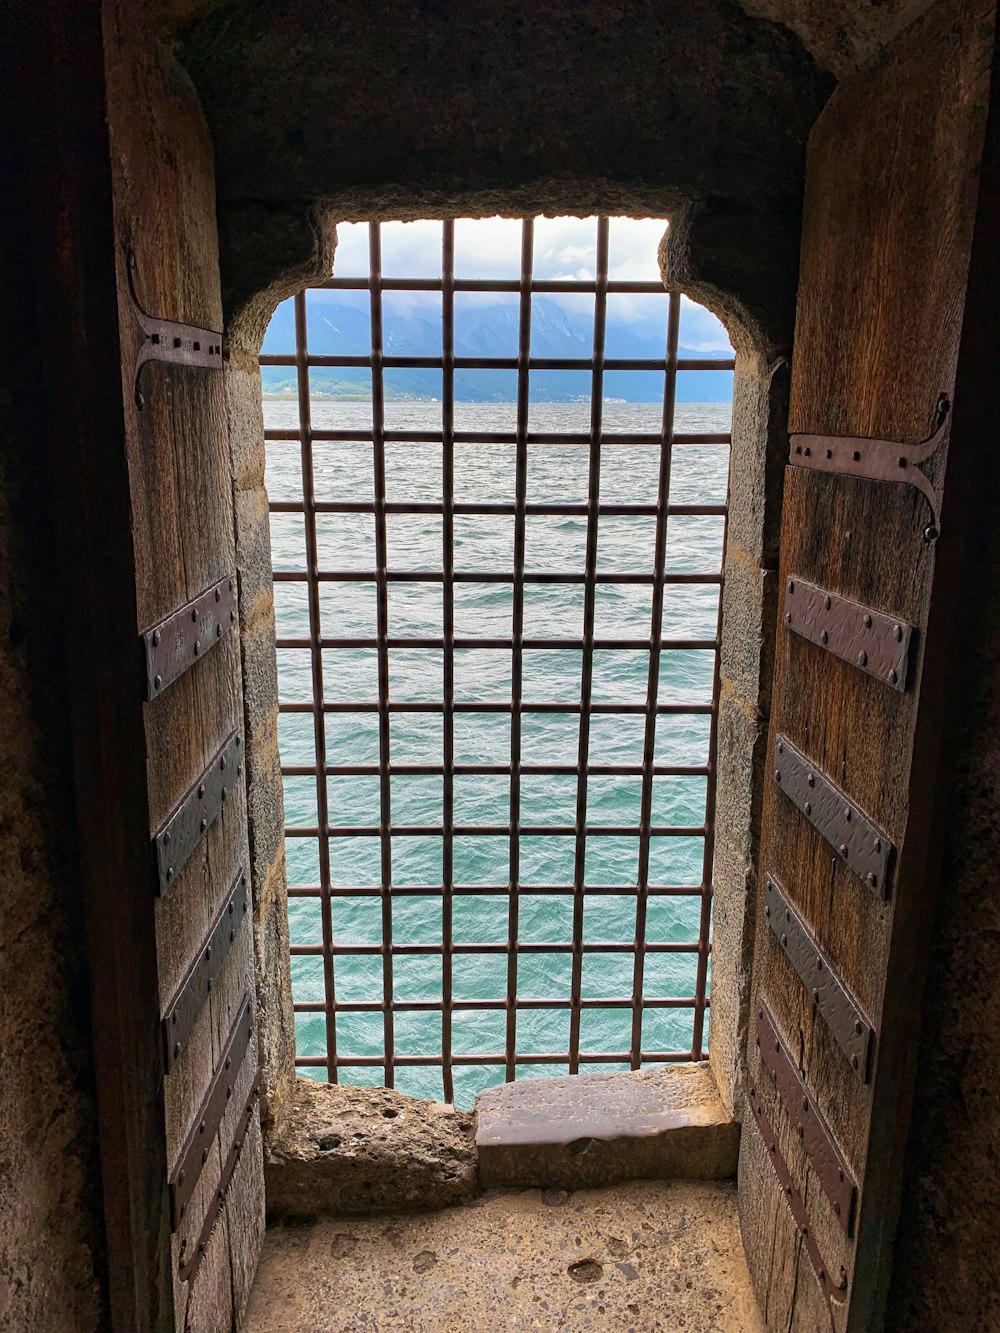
[251,214,749,1117]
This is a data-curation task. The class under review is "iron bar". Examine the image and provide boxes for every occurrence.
[505,220,534,1082]
[268,217,729,1095]
[294,291,338,1076]
[441,220,456,1102]
[631,292,682,1069]
[369,223,395,1087]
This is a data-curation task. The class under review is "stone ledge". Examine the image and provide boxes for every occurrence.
[264,1077,477,1219]
[475,1062,738,1190]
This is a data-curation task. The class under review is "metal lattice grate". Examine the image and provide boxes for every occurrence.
[262,217,733,1105]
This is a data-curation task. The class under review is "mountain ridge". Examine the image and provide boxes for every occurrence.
[260,294,733,402]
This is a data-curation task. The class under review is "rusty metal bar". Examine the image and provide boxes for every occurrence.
[369,222,395,1088]
[505,219,534,1083]
[630,290,681,1070]
[569,218,608,1076]
[279,636,716,651]
[274,570,722,585]
[267,215,730,1098]
[295,1049,700,1067]
[265,428,729,446]
[262,353,732,373]
[441,220,456,1104]
[295,291,338,1081]
[281,700,714,716]
[270,501,727,517]
[692,412,728,1058]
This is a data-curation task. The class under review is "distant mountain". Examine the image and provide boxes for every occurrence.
[260,294,733,402]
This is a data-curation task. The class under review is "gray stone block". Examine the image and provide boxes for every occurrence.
[265,1079,477,1218]
[476,1063,737,1190]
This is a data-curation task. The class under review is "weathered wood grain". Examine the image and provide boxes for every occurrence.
[739,3,995,1330]
[100,1,265,1328]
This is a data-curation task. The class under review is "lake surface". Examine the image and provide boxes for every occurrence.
[264,399,731,1108]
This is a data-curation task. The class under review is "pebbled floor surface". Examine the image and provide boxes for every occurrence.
[246,1178,763,1332]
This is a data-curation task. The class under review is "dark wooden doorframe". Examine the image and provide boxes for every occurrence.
[738,4,998,1329]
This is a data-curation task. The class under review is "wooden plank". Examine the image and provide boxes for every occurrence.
[15,4,174,1328]
[99,2,264,1329]
[739,3,995,1330]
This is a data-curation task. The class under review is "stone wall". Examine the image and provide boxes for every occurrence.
[0,138,107,1331]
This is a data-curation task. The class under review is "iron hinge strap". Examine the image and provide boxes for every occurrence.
[765,874,875,1082]
[161,868,250,1074]
[169,993,255,1230]
[755,1001,857,1234]
[745,1079,849,1305]
[774,734,893,898]
[153,731,243,896]
[177,1071,260,1286]
[783,577,914,693]
[788,396,949,541]
[126,250,223,410]
[142,575,237,700]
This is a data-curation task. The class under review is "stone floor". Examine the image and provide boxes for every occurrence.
[246,1179,763,1332]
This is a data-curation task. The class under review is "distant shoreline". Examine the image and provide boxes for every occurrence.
[260,391,732,405]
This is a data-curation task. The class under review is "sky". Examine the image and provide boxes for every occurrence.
[328,217,733,352]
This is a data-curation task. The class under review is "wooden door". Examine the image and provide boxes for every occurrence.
[739,3,996,1330]
[100,5,265,1329]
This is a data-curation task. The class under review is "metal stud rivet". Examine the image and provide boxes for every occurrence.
[191,608,198,622]
[785,612,792,625]
[820,630,828,645]
[152,629,161,647]
[844,807,851,821]
[154,674,162,690]
[787,579,795,594]
[889,668,898,685]
[863,613,872,628]
[893,623,903,642]
[781,933,788,947]
[804,800,811,815]
[807,773,815,788]
[855,1020,863,1036]
[215,588,221,602]
[857,650,868,666]
[839,843,848,857]
[824,595,831,611]
[866,872,877,889]
[774,769,781,783]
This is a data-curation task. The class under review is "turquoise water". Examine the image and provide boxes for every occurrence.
[265,399,731,1108]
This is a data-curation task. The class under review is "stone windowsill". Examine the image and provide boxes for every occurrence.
[264,1062,737,1220]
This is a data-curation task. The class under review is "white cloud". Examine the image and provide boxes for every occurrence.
[328,215,732,350]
